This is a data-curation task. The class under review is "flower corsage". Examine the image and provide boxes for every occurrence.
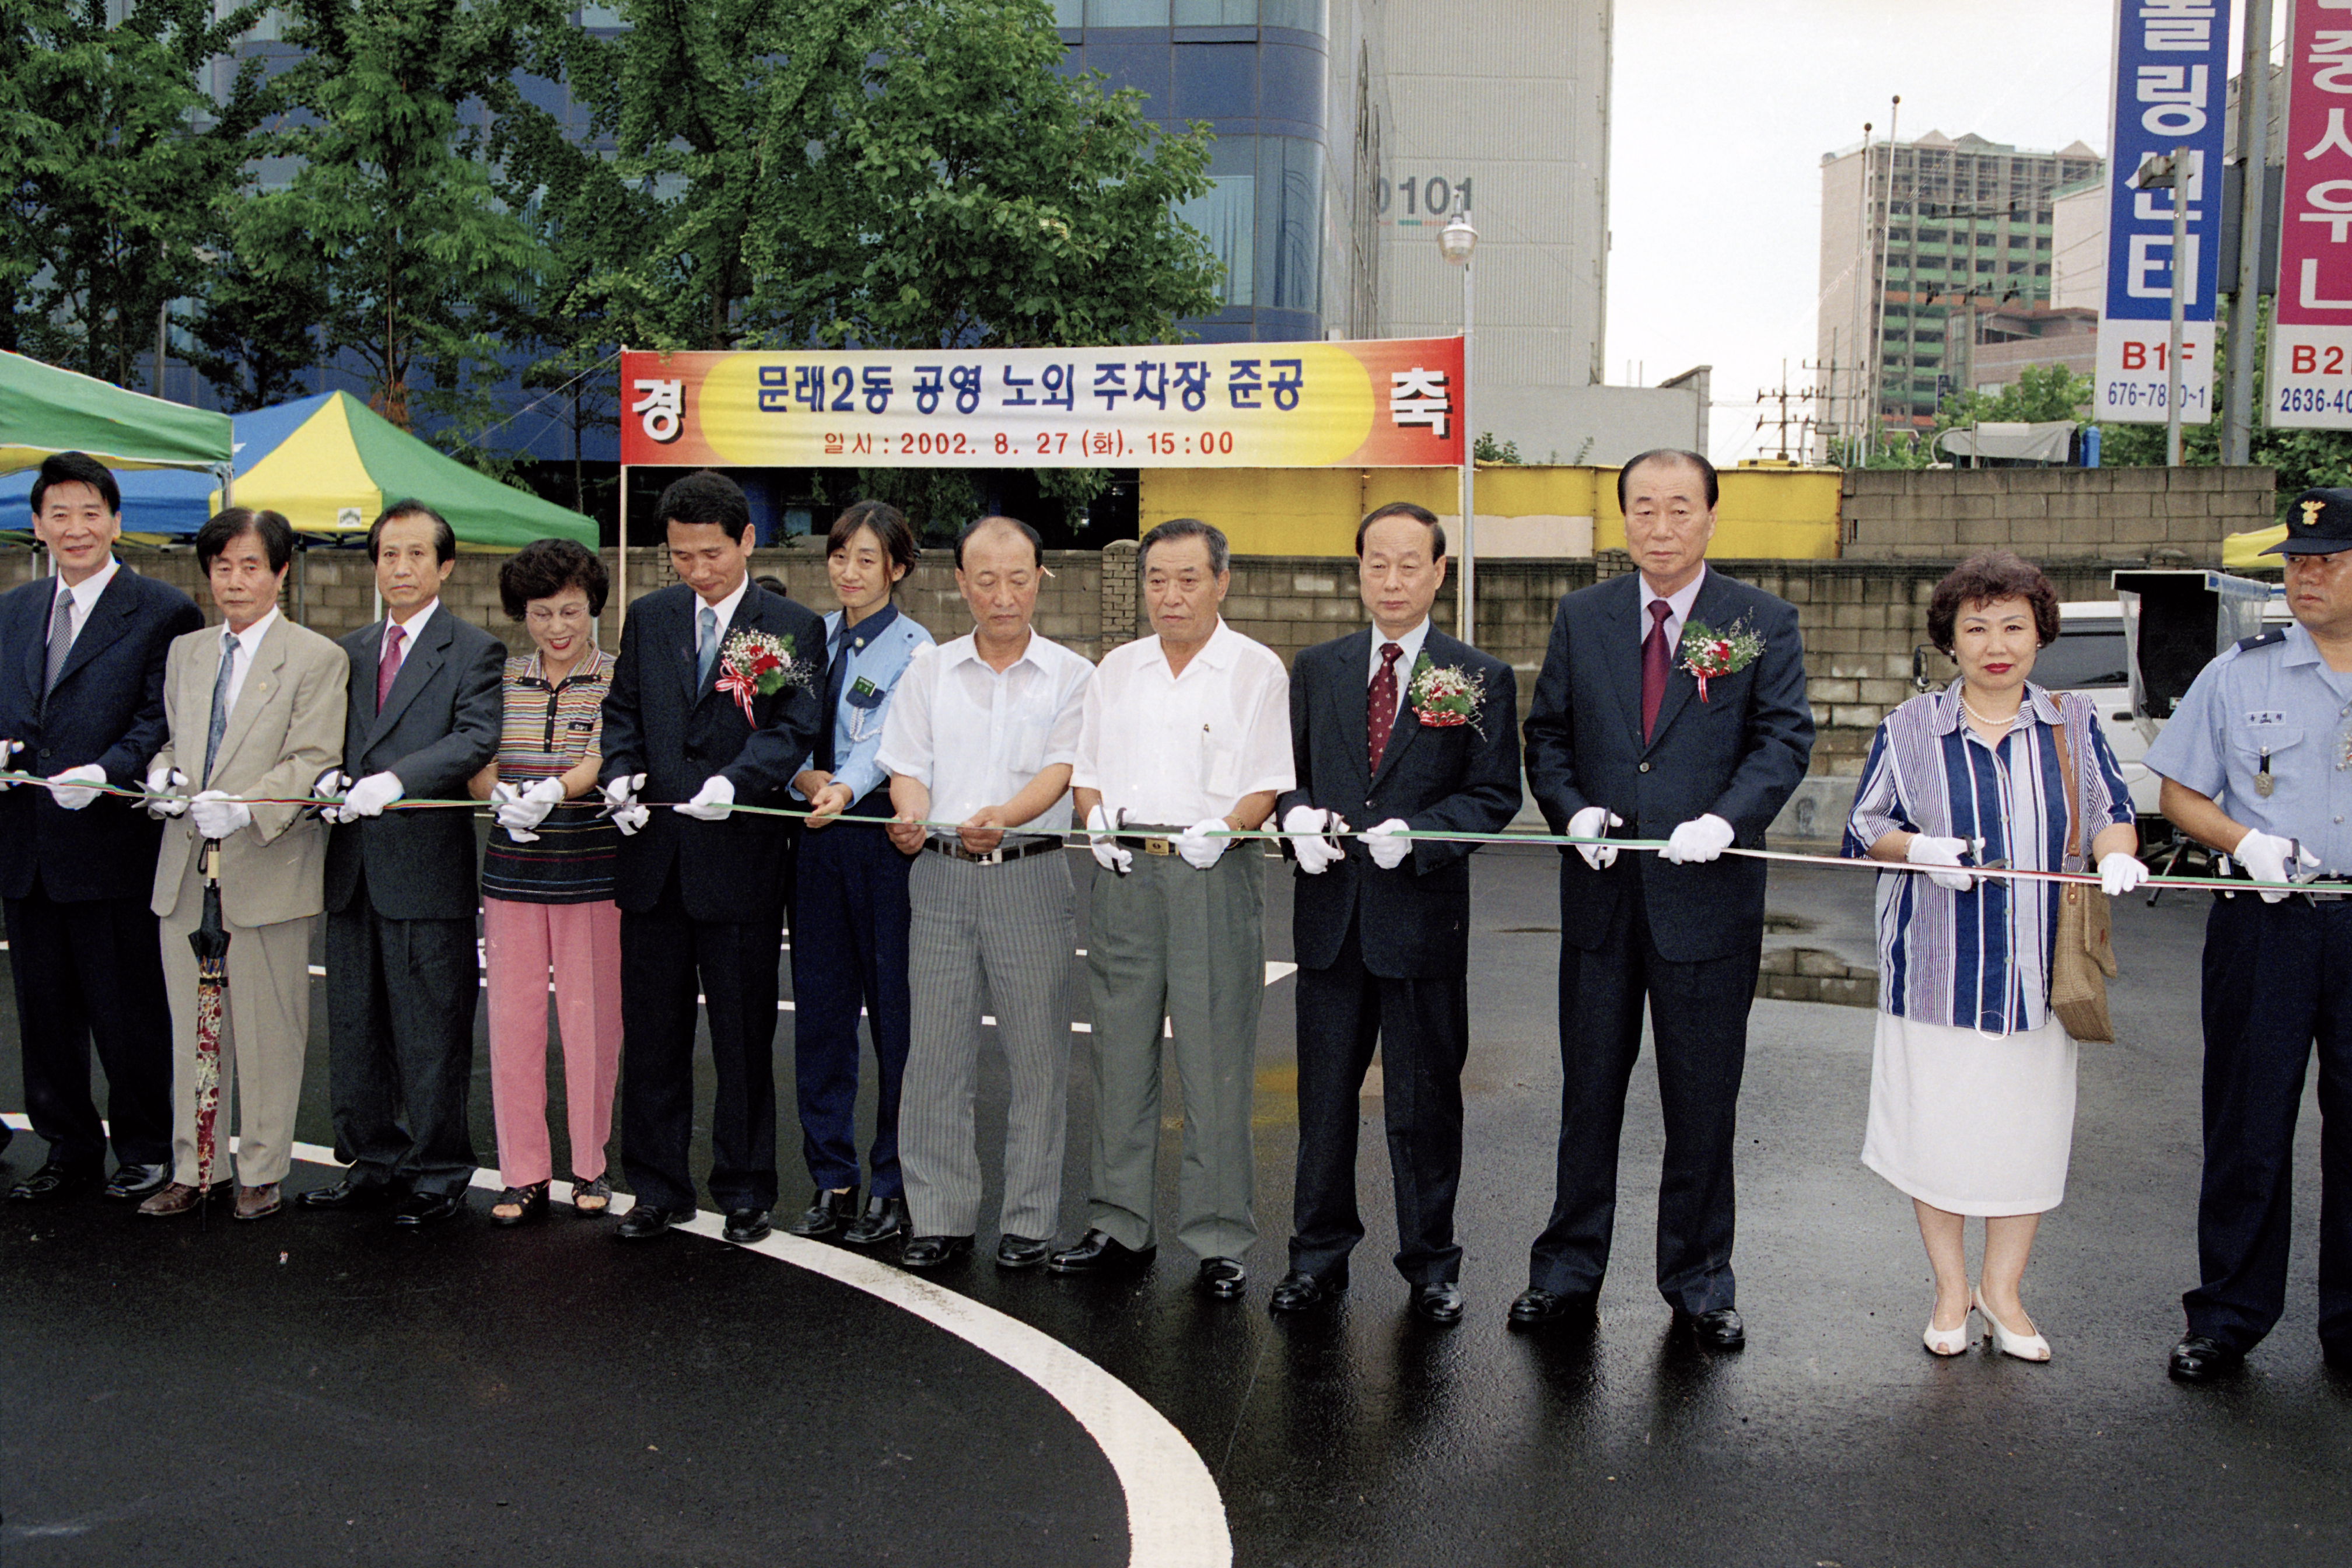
[715,629,813,722]
[1407,653,1487,737]
[1676,618,1765,702]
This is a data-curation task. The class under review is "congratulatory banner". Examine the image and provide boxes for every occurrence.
[620,338,1465,469]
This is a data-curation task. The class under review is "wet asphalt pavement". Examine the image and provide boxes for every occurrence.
[3,845,2348,1567]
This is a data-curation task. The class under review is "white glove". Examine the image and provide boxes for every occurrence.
[1360,818,1412,870]
[2098,850,2148,898]
[1086,803,1132,876]
[1567,804,1623,871]
[0,738,22,786]
[2232,830,2311,904]
[44,763,107,811]
[675,774,736,822]
[600,772,649,836]
[337,771,402,821]
[494,776,566,842]
[1175,816,1231,870]
[190,789,253,840]
[1284,804,1348,876]
[1662,813,1736,866]
[1906,834,1976,892]
[144,764,190,818]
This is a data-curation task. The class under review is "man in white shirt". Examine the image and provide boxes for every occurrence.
[877,516,1094,1270]
[1054,517,1295,1300]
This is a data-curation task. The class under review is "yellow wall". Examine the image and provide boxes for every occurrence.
[1138,463,1845,559]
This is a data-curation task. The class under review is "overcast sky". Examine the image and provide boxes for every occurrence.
[1604,0,2269,463]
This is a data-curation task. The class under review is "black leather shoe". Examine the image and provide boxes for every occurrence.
[1198,1257,1247,1299]
[103,1161,171,1200]
[723,1208,772,1244]
[1047,1228,1157,1275]
[296,1177,400,1210]
[389,1191,465,1228]
[996,1233,1052,1269]
[901,1234,974,1270]
[2169,1333,2245,1384]
[615,1205,687,1240]
[1412,1281,1466,1325]
[7,1162,101,1202]
[1507,1287,1600,1330]
[1671,1306,1747,1350]
[1269,1268,1344,1314]
[787,1186,860,1238]
[842,1195,908,1247]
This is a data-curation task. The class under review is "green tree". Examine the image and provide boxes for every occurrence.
[526,0,1222,534]
[2,0,268,380]
[228,0,560,429]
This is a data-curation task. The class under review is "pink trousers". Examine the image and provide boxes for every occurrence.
[483,897,623,1188]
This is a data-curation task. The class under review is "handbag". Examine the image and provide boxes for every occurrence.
[2048,711,2119,1042]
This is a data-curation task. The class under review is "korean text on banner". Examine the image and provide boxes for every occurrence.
[2269,0,2352,427]
[618,339,1466,469]
[2095,0,2232,426]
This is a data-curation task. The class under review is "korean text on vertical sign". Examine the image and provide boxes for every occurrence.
[2095,0,2233,426]
[618,338,1466,469]
[2269,0,2352,426]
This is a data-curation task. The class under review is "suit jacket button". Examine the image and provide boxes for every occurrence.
[1639,761,1651,773]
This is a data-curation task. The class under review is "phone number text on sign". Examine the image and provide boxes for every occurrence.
[817,429,1241,460]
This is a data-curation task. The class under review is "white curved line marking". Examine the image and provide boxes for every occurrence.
[0,1113,1228,1568]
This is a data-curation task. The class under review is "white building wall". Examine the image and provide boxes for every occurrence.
[1370,0,1613,455]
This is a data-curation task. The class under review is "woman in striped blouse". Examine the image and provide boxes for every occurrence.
[468,538,622,1225]
[1845,551,2144,1362]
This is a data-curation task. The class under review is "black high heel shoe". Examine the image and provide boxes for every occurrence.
[489,1181,550,1227]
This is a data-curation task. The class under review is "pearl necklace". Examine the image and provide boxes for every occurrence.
[1957,688,2024,731]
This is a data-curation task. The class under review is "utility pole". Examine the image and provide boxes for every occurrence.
[2222,0,2273,467]
[1756,360,1824,461]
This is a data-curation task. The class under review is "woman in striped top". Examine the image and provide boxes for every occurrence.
[467,538,622,1225]
[1844,551,2143,1362]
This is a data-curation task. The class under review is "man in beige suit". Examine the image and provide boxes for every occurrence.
[137,509,346,1220]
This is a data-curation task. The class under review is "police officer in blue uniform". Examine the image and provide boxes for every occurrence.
[2146,487,2352,1384]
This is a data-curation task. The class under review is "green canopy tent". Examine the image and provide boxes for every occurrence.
[225,391,595,550]
[0,348,233,479]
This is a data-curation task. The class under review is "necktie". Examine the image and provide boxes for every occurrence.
[376,622,405,713]
[42,588,74,699]
[203,633,236,787]
[696,606,719,689]
[1640,598,1674,744]
[816,624,852,773]
[1368,642,1405,773]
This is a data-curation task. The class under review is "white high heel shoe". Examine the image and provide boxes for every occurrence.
[1973,1287,2051,1362]
[1923,1300,1975,1357]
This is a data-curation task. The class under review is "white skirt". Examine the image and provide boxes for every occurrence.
[1860,1009,2078,1216]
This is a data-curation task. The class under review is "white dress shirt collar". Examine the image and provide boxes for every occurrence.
[1636,565,1707,648]
[57,555,121,624]
[1368,617,1432,678]
[220,606,279,714]
[696,576,751,636]
[386,596,438,650]
[1155,617,1242,679]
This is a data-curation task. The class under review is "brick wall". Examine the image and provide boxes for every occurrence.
[1841,465,2272,561]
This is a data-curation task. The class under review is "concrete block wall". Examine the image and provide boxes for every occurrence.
[1842,466,2273,561]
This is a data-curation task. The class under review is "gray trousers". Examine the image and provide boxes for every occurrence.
[900,850,1077,1240]
[1084,840,1265,1261]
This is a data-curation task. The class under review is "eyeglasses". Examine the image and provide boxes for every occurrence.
[525,604,592,626]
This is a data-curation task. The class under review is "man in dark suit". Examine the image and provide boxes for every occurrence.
[1268,502,1521,1325]
[598,470,827,1245]
[298,501,503,1227]
[1517,449,1812,1348]
[0,452,202,1200]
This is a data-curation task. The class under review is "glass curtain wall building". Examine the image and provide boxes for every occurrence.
[1052,1,1371,343]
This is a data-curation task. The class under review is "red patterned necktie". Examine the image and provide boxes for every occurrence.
[1368,642,1405,772]
[377,623,406,712]
[1640,599,1672,744]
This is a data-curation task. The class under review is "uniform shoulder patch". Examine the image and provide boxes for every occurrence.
[2234,628,2287,653]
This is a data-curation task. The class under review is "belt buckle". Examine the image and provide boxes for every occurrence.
[975,845,1005,866]
[1143,836,1174,857]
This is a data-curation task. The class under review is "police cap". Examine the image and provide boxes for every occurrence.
[2264,488,2352,555]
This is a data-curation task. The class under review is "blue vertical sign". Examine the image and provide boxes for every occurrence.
[2094,0,2233,424]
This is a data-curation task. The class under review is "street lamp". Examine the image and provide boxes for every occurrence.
[1438,212,1478,645]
